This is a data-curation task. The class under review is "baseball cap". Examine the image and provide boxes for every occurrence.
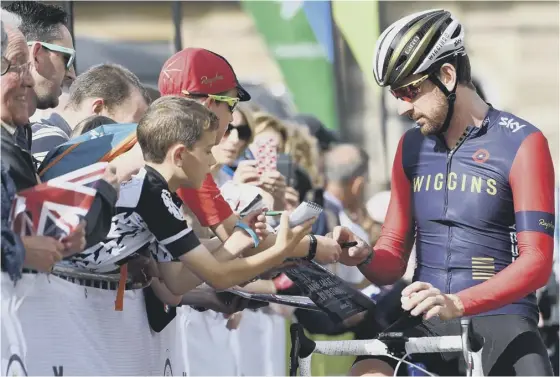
[158,47,250,101]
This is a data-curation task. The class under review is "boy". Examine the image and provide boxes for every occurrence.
[69,96,314,295]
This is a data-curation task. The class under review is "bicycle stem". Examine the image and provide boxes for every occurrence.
[460,318,473,377]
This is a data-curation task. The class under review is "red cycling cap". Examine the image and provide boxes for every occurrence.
[158,47,250,101]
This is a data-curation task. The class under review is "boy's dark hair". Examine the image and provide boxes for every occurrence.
[137,96,219,163]
[3,1,67,43]
[67,63,150,111]
[71,115,116,138]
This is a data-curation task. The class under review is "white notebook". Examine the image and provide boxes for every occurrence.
[276,201,323,230]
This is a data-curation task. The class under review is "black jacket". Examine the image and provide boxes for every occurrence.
[1,161,25,282]
[1,125,118,248]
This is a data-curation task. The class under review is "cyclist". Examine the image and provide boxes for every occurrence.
[335,9,555,376]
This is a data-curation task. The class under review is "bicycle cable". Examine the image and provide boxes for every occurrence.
[388,352,434,377]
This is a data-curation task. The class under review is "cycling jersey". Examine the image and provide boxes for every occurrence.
[67,166,201,272]
[366,106,555,323]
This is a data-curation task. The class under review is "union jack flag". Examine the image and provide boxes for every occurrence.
[10,163,108,239]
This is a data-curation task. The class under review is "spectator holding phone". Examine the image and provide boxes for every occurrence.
[235,112,289,211]
[212,103,256,187]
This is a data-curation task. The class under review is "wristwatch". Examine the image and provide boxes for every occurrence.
[304,234,317,261]
[357,250,374,268]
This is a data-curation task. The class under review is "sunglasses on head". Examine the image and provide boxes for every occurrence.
[226,123,252,141]
[182,90,240,112]
[390,74,429,102]
[28,41,76,70]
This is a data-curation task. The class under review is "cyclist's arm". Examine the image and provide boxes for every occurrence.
[359,136,415,285]
[457,132,555,315]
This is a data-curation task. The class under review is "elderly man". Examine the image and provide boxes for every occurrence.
[1,16,65,275]
[2,1,78,162]
[3,1,76,116]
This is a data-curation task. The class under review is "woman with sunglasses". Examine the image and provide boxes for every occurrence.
[212,103,256,187]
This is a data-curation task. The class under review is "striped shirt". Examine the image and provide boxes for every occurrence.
[30,113,72,164]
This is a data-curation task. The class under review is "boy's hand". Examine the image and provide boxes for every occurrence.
[274,212,316,256]
[240,209,269,242]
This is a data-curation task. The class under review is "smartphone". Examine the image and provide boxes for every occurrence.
[254,138,278,175]
[276,153,294,185]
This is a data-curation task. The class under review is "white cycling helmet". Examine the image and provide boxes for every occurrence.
[372,9,465,88]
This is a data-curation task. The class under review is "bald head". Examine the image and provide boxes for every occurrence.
[324,144,369,183]
[1,10,21,54]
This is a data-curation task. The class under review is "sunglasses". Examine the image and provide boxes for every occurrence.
[182,90,240,112]
[27,41,76,70]
[226,123,252,141]
[390,74,429,102]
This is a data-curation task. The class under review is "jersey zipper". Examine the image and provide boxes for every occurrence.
[443,128,473,293]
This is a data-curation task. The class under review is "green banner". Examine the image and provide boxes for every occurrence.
[331,0,380,92]
[242,1,338,130]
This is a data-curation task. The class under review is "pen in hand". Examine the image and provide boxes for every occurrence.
[340,241,358,249]
[264,211,284,216]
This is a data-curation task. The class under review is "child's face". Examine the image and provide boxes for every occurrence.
[179,130,218,188]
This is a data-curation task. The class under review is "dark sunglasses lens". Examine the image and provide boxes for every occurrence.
[391,86,415,102]
[237,125,252,141]
[227,124,252,141]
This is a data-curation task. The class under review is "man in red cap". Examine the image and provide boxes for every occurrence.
[158,47,250,234]
[157,47,342,263]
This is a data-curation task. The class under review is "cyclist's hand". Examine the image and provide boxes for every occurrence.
[401,281,465,321]
[330,226,371,266]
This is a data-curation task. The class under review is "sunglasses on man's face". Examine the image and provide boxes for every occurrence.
[208,94,240,113]
[226,123,252,141]
[27,41,76,70]
[181,90,240,112]
[390,74,429,102]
